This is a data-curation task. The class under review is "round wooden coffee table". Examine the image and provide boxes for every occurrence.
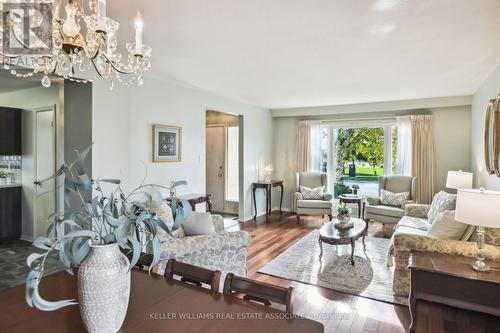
[318,218,368,265]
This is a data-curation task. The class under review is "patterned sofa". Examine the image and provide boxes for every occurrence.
[151,203,250,281]
[387,203,500,296]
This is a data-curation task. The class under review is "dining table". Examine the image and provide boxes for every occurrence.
[0,269,324,333]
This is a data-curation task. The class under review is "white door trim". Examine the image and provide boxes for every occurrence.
[33,105,57,239]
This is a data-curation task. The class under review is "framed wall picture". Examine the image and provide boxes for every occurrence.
[153,124,182,162]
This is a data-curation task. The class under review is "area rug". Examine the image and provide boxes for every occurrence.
[0,241,63,292]
[258,230,408,305]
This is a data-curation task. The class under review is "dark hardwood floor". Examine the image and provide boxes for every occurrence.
[226,212,500,333]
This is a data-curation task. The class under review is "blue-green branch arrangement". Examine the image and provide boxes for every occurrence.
[26,144,191,311]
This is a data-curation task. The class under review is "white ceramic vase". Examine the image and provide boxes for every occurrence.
[77,243,131,333]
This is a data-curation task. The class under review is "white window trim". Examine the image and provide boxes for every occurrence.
[383,124,393,176]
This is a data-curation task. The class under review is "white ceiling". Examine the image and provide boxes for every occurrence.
[108,0,500,109]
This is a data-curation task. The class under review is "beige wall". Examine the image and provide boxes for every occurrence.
[272,106,471,211]
[92,77,273,220]
[272,117,299,211]
[471,64,500,190]
[431,106,471,191]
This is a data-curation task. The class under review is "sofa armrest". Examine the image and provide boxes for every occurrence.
[159,230,250,259]
[401,200,415,210]
[323,193,333,201]
[393,233,500,262]
[212,214,225,232]
[366,197,381,206]
[294,192,303,200]
[404,204,431,218]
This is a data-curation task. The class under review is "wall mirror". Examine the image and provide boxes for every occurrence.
[484,96,500,176]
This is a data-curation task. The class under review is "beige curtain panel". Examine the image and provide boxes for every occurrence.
[294,121,313,211]
[411,115,436,204]
[296,121,312,172]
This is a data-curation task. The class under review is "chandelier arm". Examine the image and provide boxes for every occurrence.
[76,0,87,17]
[79,33,104,60]
[89,57,106,78]
[100,54,143,75]
[54,21,65,41]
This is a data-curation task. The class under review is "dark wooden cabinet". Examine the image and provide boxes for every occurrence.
[0,107,22,155]
[0,186,22,240]
[408,251,500,332]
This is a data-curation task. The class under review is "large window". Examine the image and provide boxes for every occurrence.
[322,122,403,198]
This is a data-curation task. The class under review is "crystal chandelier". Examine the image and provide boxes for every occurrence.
[0,0,151,89]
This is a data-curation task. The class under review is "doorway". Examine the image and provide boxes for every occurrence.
[34,107,56,238]
[206,110,242,216]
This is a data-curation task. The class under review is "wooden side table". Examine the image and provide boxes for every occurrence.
[252,180,284,221]
[166,193,213,212]
[408,251,500,332]
[339,195,366,219]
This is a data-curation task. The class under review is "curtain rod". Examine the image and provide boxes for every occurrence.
[321,116,406,127]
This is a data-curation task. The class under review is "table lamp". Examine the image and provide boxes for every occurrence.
[455,188,500,271]
[446,170,473,190]
[263,165,273,183]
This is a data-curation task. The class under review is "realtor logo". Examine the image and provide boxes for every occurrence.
[1,0,53,56]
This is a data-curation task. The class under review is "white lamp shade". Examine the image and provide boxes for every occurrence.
[446,171,473,189]
[455,189,500,228]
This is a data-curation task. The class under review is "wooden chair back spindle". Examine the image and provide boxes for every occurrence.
[165,259,221,291]
[223,273,294,314]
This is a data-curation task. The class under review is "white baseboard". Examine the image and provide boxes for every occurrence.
[239,215,258,222]
[240,207,294,222]
[20,234,33,242]
[271,206,292,212]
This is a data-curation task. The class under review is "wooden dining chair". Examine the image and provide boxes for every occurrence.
[164,259,221,291]
[223,273,294,314]
[121,249,155,270]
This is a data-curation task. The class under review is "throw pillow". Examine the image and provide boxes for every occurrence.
[299,185,324,199]
[380,189,409,207]
[181,212,216,236]
[485,228,500,246]
[427,191,457,224]
[150,202,185,238]
[427,210,469,240]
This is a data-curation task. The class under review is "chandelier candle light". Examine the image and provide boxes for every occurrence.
[0,0,151,89]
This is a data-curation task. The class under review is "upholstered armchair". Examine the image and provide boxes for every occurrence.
[365,176,417,237]
[294,172,333,222]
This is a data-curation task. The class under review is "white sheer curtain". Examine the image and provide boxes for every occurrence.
[310,121,323,172]
[396,116,412,176]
